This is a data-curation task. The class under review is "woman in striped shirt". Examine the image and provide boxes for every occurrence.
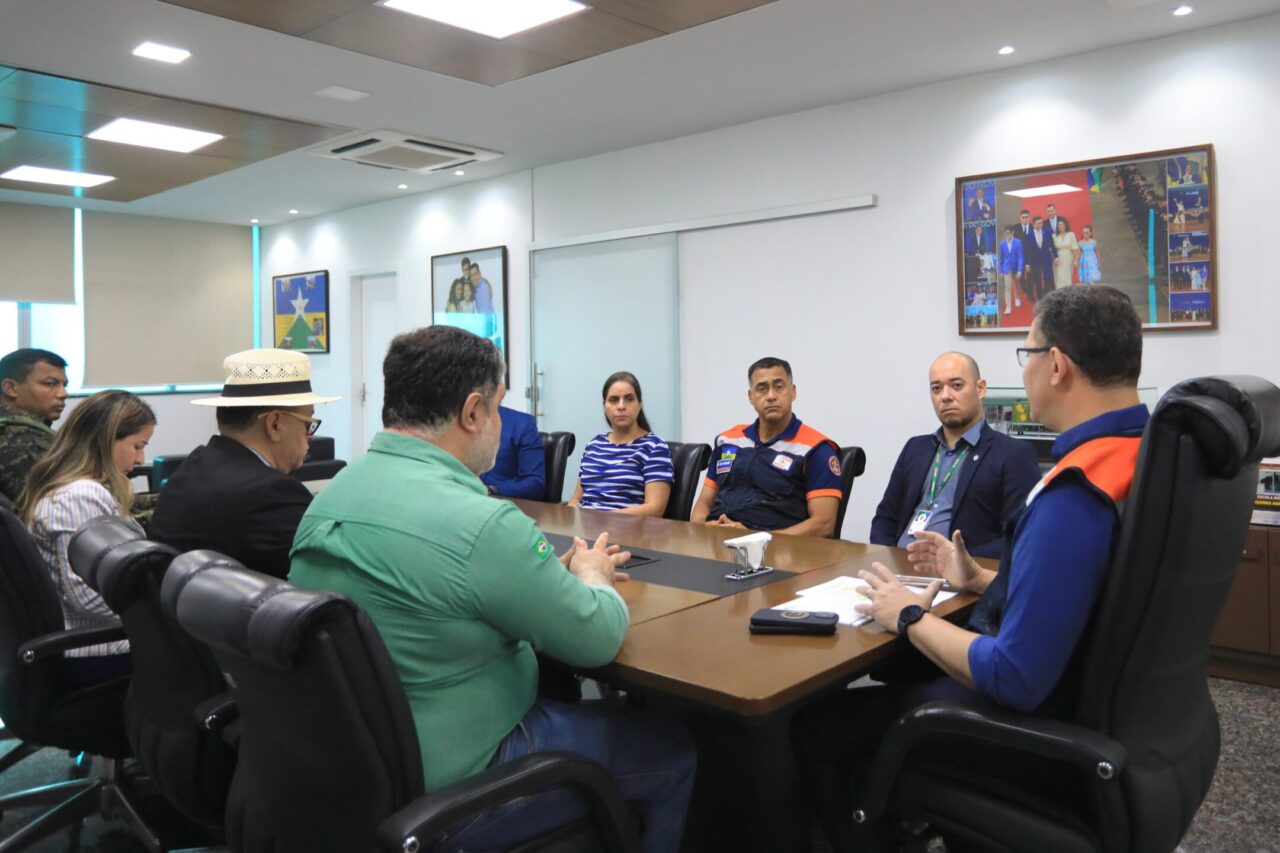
[568,372,673,516]
[17,390,155,689]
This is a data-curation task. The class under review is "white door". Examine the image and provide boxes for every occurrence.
[353,272,398,456]
[530,234,680,497]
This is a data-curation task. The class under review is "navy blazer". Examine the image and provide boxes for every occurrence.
[869,422,1041,558]
[481,406,546,500]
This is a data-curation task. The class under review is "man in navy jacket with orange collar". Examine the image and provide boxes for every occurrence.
[870,352,1040,558]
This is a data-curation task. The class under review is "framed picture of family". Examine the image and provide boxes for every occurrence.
[272,269,330,353]
[431,246,509,372]
[956,144,1216,335]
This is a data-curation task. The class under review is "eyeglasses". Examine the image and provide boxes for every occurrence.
[259,410,322,436]
[1016,347,1051,368]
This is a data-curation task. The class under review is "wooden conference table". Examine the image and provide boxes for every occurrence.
[513,500,986,851]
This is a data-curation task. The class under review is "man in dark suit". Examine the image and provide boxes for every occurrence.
[869,352,1041,558]
[1045,202,1069,237]
[1021,214,1057,302]
[480,405,545,499]
[150,348,339,579]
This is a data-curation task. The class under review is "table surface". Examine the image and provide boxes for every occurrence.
[513,500,987,716]
[513,499,886,625]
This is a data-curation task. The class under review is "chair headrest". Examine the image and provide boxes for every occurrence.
[1157,375,1280,475]
[163,551,351,671]
[68,515,145,591]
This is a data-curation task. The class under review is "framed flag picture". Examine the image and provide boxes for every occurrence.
[956,145,1215,335]
[272,270,330,353]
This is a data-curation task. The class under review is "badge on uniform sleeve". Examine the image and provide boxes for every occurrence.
[533,538,553,559]
[772,454,793,472]
[828,456,842,477]
[716,447,737,475]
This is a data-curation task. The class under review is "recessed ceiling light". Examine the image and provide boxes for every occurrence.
[454,169,465,176]
[1003,183,1082,199]
[379,0,587,39]
[132,41,191,63]
[998,45,1016,56]
[397,183,409,189]
[1172,5,1194,16]
[1,165,115,187]
[250,218,260,224]
[315,85,371,102]
[289,209,299,215]
[88,117,223,153]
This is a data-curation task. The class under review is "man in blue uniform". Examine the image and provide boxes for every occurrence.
[691,357,843,537]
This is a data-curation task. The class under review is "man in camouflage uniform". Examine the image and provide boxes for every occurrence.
[0,349,69,504]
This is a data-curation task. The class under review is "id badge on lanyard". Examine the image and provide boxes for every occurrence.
[906,509,933,535]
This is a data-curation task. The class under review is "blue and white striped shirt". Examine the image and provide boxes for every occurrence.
[577,433,674,511]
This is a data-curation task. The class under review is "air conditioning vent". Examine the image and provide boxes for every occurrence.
[309,130,501,173]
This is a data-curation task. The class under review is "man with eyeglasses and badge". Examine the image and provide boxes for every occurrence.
[150,348,338,579]
[794,287,1150,851]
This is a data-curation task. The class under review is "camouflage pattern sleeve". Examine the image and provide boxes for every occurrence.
[0,425,55,504]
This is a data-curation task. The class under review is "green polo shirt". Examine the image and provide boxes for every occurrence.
[289,431,629,792]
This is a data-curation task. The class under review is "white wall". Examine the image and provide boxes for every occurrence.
[260,172,533,461]
[260,12,1279,537]
[534,12,1279,537]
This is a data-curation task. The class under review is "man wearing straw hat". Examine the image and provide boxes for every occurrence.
[150,348,338,579]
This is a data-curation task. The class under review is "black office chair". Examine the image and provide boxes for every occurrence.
[664,441,711,521]
[540,431,576,503]
[0,508,158,851]
[833,445,867,539]
[853,376,1280,853]
[149,454,189,493]
[290,458,347,483]
[304,436,336,462]
[162,552,640,853]
[69,516,237,831]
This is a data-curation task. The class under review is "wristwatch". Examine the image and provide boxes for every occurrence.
[897,604,926,636]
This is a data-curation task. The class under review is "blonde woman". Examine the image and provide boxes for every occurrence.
[18,390,156,688]
[1052,219,1080,289]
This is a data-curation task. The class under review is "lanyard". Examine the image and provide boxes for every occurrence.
[926,443,969,505]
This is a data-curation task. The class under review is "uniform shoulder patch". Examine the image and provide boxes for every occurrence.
[533,537,554,559]
[828,456,843,477]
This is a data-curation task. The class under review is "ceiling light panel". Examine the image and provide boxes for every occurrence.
[1003,184,1082,198]
[379,0,587,39]
[88,117,223,153]
[133,41,191,63]
[315,85,371,102]
[1,165,115,187]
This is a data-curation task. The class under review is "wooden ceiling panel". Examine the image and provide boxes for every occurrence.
[0,97,120,140]
[158,0,369,37]
[156,0,783,86]
[504,9,663,64]
[0,69,155,116]
[0,65,345,202]
[560,0,776,34]
[428,48,566,88]
[0,128,79,171]
[302,5,481,71]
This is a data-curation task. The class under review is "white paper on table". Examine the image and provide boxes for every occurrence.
[783,576,960,627]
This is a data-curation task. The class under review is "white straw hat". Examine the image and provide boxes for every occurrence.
[192,348,340,407]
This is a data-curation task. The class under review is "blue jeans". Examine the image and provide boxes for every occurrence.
[439,698,696,853]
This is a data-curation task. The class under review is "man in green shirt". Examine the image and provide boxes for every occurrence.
[290,326,694,852]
